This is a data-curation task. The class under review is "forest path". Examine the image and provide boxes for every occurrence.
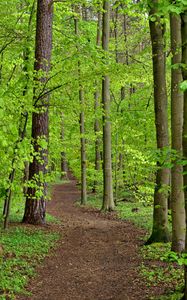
[18,177,155,300]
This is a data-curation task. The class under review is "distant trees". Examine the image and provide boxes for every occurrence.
[0,0,152,226]
[2,0,187,297]
[1,0,187,268]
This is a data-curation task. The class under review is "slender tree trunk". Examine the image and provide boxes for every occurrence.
[22,0,53,224]
[61,113,68,180]
[182,10,187,300]
[113,5,119,204]
[79,90,87,204]
[102,0,114,211]
[93,89,101,192]
[120,12,128,100]
[74,12,87,205]
[93,11,102,193]
[146,0,170,244]
[23,161,29,195]
[3,1,35,228]
[119,10,128,183]
[22,0,36,198]
[170,12,185,253]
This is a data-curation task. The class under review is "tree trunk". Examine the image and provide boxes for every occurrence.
[61,113,68,180]
[120,12,128,100]
[22,0,53,225]
[146,0,170,244]
[3,1,35,228]
[102,0,114,211]
[79,90,87,205]
[93,11,102,193]
[170,12,185,253]
[74,11,87,205]
[181,10,187,300]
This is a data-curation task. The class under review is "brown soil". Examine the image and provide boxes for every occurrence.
[17,178,167,300]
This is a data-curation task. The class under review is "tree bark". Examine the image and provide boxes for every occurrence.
[102,0,114,211]
[181,10,187,300]
[22,0,53,225]
[61,113,68,180]
[170,12,185,253]
[146,0,170,244]
[93,11,102,193]
[74,10,87,205]
[79,90,87,205]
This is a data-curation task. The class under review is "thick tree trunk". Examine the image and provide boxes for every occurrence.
[102,0,114,211]
[170,13,185,253]
[22,0,53,225]
[181,11,187,300]
[146,0,170,244]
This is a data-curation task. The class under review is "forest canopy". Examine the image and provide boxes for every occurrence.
[1,0,187,299]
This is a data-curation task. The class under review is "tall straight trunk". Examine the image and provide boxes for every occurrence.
[170,13,185,253]
[74,12,87,205]
[61,113,68,180]
[113,5,119,63]
[146,0,170,244]
[93,11,102,193]
[121,12,128,101]
[22,0,53,224]
[119,10,128,182]
[113,5,119,203]
[79,90,87,204]
[102,0,114,211]
[22,0,36,197]
[182,10,187,300]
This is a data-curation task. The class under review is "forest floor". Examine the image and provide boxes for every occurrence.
[17,176,171,300]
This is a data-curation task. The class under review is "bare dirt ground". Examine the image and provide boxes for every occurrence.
[17,177,166,300]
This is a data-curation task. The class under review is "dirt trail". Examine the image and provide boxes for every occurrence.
[18,178,156,300]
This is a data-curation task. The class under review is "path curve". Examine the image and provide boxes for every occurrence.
[18,178,154,300]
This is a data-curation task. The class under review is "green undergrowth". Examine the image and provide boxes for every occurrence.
[0,226,60,300]
[0,189,61,299]
[86,194,183,300]
[116,201,153,233]
[140,243,183,300]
